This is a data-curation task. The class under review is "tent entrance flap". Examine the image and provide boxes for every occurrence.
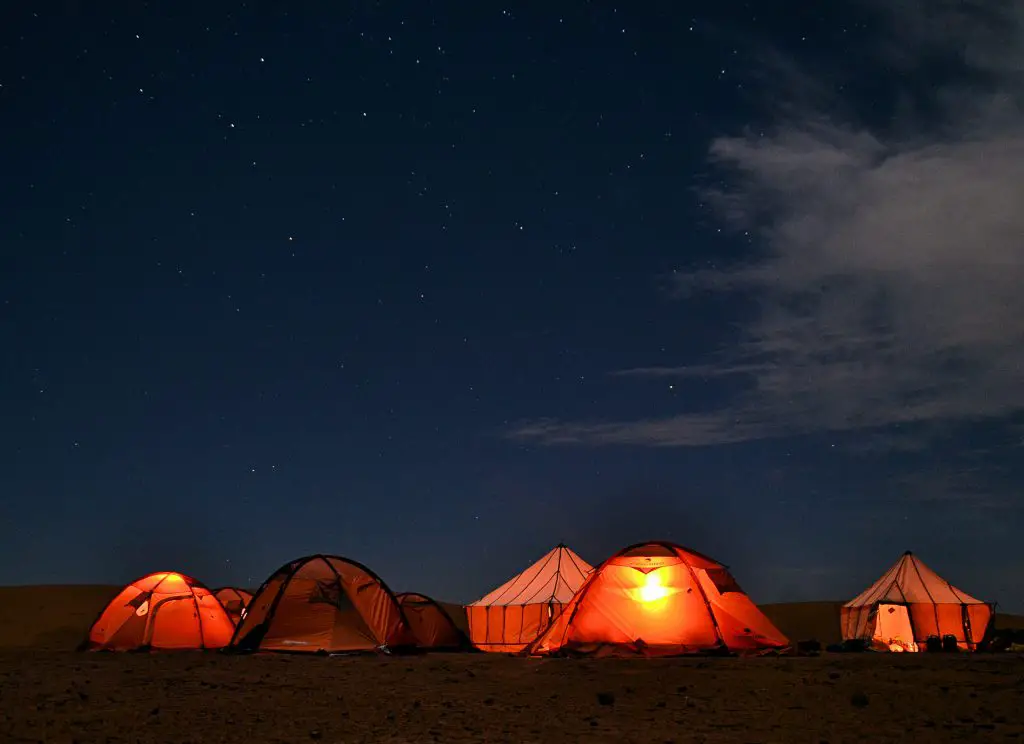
[873,603,918,652]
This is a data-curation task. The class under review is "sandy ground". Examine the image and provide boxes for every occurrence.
[2,649,1023,743]
[2,586,1023,742]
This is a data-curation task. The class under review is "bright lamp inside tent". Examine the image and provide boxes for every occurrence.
[626,568,677,606]
[135,600,149,617]
[640,571,669,602]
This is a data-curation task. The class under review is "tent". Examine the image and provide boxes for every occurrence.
[81,571,234,651]
[397,592,472,651]
[229,554,414,654]
[526,541,790,657]
[467,543,593,652]
[214,587,253,623]
[841,551,994,652]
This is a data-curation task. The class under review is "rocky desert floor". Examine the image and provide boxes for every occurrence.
[2,649,1023,743]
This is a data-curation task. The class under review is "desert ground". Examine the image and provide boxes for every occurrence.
[1,585,1022,743]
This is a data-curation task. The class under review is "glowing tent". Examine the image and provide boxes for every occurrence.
[81,571,235,651]
[214,587,253,623]
[841,551,994,652]
[467,543,593,653]
[526,541,789,657]
[229,554,414,654]
[397,592,472,651]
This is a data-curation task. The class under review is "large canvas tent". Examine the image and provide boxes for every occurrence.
[841,551,994,651]
[397,592,471,651]
[467,543,593,653]
[81,571,235,651]
[214,587,253,623]
[526,541,789,657]
[229,554,414,654]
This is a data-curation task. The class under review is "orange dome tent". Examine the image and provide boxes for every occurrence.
[841,551,994,652]
[526,541,790,657]
[467,543,593,653]
[229,554,414,654]
[81,571,235,651]
[214,587,253,623]
[397,592,472,651]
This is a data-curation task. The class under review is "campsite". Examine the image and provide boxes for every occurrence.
[7,0,1024,740]
[1,542,1023,742]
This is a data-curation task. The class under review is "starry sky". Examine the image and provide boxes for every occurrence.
[2,2,1023,611]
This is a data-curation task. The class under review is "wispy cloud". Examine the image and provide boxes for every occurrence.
[893,467,1015,510]
[511,0,1024,450]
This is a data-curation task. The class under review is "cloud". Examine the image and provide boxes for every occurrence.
[511,0,1024,450]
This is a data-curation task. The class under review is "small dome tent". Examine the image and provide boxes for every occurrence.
[526,541,789,657]
[397,592,472,651]
[229,554,414,654]
[214,587,253,623]
[81,571,235,651]
[841,551,994,652]
[467,543,593,653]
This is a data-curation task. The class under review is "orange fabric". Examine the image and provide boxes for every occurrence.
[84,572,235,651]
[526,542,789,657]
[467,544,593,652]
[842,551,993,651]
[214,587,253,623]
[230,554,413,653]
[397,592,468,650]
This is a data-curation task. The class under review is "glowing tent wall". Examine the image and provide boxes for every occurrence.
[527,541,789,657]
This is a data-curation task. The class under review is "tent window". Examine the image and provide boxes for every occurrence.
[310,579,345,610]
[706,568,744,595]
[126,591,152,610]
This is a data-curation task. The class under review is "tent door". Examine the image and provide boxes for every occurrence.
[873,603,918,652]
[144,596,197,647]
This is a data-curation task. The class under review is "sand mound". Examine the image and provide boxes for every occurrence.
[0,585,117,649]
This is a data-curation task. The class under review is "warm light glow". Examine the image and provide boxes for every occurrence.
[639,571,670,603]
[623,567,681,607]
[135,600,150,617]
[885,639,919,653]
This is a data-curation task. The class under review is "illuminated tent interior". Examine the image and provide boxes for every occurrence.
[81,571,235,651]
[213,587,253,623]
[841,551,994,652]
[525,541,790,657]
[396,592,472,651]
[228,554,414,654]
[467,543,593,652]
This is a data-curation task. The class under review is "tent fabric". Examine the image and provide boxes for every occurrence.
[82,572,235,651]
[229,554,414,654]
[397,592,471,651]
[525,541,790,657]
[467,543,594,653]
[214,587,253,623]
[841,551,994,651]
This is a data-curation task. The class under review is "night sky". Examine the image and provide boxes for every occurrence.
[3,2,1022,611]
